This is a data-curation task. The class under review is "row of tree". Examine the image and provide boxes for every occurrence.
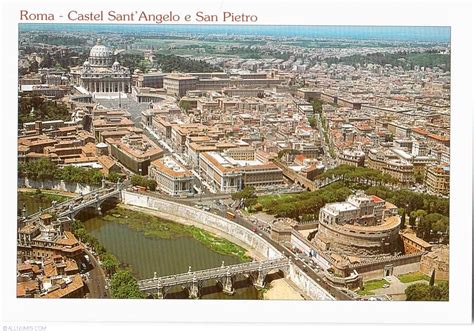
[120,53,153,73]
[411,211,449,242]
[131,174,157,191]
[30,34,90,46]
[71,219,145,299]
[154,53,222,73]
[324,51,450,71]
[19,158,102,186]
[20,45,87,74]
[253,182,352,221]
[18,96,71,126]
[320,164,397,186]
[19,158,114,186]
[121,51,222,74]
[365,186,449,217]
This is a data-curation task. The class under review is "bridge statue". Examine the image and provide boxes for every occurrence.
[221,267,234,295]
[188,273,201,299]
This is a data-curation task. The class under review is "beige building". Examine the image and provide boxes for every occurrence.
[163,75,198,97]
[226,147,256,161]
[107,133,163,175]
[425,164,450,196]
[199,152,242,193]
[199,151,283,193]
[148,157,194,196]
[366,148,414,185]
[337,149,365,167]
[384,159,414,184]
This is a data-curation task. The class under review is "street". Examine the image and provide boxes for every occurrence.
[84,248,109,299]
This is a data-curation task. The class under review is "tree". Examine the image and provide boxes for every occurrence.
[425,213,449,235]
[405,282,448,301]
[429,270,436,287]
[131,174,147,187]
[29,60,39,73]
[405,283,431,301]
[138,59,152,73]
[400,208,406,230]
[101,252,120,276]
[91,171,104,186]
[311,99,323,113]
[231,186,256,207]
[409,209,427,227]
[19,158,104,186]
[414,172,424,184]
[417,217,432,240]
[232,186,255,200]
[109,269,146,299]
[274,202,300,221]
[277,149,298,160]
[385,133,394,142]
[18,96,70,126]
[74,228,91,243]
[146,179,158,191]
[437,281,449,300]
[108,172,122,183]
[308,116,317,129]
[407,194,424,213]
[179,100,192,112]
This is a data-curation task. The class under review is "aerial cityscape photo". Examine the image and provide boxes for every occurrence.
[16,24,450,301]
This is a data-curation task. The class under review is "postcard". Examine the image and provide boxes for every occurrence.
[1,0,472,328]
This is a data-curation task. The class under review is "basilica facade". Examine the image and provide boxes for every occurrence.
[71,44,131,93]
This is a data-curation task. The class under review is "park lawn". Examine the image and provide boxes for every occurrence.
[357,279,389,296]
[256,191,316,211]
[397,272,430,284]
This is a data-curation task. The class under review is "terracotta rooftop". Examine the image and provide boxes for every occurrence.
[17,280,38,297]
[55,231,80,247]
[98,155,117,170]
[42,274,84,299]
[401,232,432,249]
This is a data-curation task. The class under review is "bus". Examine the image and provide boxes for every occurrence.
[226,211,236,220]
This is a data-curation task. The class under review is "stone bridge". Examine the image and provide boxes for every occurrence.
[272,159,342,191]
[57,186,121,219]
[272,159,317,191]
[23,180,122,222]
[138,257,290,299]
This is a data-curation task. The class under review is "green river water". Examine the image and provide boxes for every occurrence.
[19,191,260,299]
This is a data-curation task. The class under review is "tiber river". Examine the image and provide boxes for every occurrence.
[19,191,260,299]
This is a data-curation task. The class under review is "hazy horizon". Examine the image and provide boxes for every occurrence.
[19,24,450,43]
